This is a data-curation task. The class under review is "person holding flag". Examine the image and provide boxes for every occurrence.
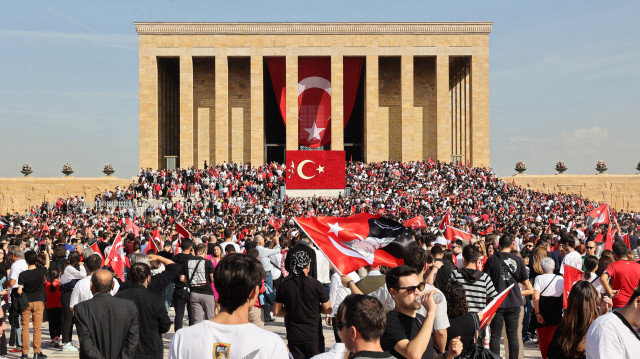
[482,235,533,359]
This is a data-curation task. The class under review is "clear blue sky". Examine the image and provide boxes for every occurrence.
[1,1,638,178]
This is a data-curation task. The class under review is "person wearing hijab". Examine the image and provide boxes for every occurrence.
[274,250,332,359]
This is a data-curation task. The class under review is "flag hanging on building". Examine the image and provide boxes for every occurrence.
[298,57,331,148]
[444,226,473,242]
[294,213,413,274]
[479,284,514,329]
[286,150,346,189]
[585,204,610,229]
[563,265,583,308]
[404,215,426,229]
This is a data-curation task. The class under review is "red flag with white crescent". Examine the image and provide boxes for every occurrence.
[175,222,191,255]
[286,150,345,189]
[438,210,451,231]
[107,233,126,282]
[298,57,331,148]
[90,242,104,268]
[603,227,616,251]
[403,215,426,229]
[269,216,282,231]
[145,230,163,253]
[585,204,610,229]
[294,213,413,275]
[563,265,583,308]
[125,218,140,237]
[479,284,514,329]
[444,226,473,242]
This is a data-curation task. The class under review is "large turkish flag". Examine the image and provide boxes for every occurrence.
[298,57,331,148]
[286,150,345,189]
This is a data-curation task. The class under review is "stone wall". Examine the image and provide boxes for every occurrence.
[0,177,133,214]
[503,174,640,211]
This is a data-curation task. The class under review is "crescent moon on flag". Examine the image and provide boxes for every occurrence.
[297,160,316,180]
[298,76,332,96]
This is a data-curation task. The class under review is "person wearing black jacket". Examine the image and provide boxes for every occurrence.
[116,263,171,359]
[74,270,139,359]
[118,253,180,298]
[171,239,196,330]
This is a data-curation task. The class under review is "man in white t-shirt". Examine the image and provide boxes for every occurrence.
[586,284,640,359]
[559,236,582,274]
[8,246,28,350]
[69,254,119,310]
[169,253,287,359]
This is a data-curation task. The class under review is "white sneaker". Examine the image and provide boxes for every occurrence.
[61,343,78,352]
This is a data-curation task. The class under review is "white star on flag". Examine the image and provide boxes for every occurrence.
[328,222,344,237]
[304,121,326,141]
[317,165,325,173]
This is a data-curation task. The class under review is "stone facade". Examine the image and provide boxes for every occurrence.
[0,178,133,214]
[504,174,640,211]
[136,22,492,169]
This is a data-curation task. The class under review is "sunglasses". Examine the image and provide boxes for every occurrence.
[587,246,597,250]
[397,282,426,293]
[335,320,349,331]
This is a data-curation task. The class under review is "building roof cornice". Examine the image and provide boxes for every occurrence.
[134,22,493,35]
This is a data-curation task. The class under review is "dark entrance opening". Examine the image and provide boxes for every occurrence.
[344,58,365,162]
[157,57,180,169]
[263,60,286,164]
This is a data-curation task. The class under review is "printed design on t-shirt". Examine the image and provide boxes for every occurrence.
[188,260,207,286]
[213,343,230,358]
[501,258,517,283]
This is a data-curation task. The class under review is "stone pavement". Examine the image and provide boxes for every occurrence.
[9,309,542,358]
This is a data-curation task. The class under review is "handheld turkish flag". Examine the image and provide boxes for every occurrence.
[90,242,104,268]
[563,265,583,308]
[145,230,162,253]
[603,227,616,251]
[404,215,426,229]
[294,213,413,275]
[444,226,473,242]
[479,284,514,329]
[286,150,346,189]
[269,216,282,231]
[125,218,140,237]
[622,233,632,249]
[40,223,49,238]
[585,204,610,229]
[108,233,126,282]
[298,57,331,148]
[438,210,451,231]
[479,225,494,236]
[175,222,191,255]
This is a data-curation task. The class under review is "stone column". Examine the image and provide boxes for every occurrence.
[215,55,229,163]
[471,53,490,167]
[250,55,265,166]
[330,55,344,151]
[436,54,451,162]
[179,55,194,168]
[139,54,158,169]
[285,55,298,152]
[365,55,386,162]
[401,55,421,162]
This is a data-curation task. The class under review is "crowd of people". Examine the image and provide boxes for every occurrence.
[0,160,639,358]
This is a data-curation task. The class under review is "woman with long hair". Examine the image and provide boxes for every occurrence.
[441,280,483,358]
[547,281,611,359]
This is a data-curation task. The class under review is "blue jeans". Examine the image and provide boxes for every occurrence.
[263,271,273,321]
[489,307,520,359]
[164,282,175,313]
